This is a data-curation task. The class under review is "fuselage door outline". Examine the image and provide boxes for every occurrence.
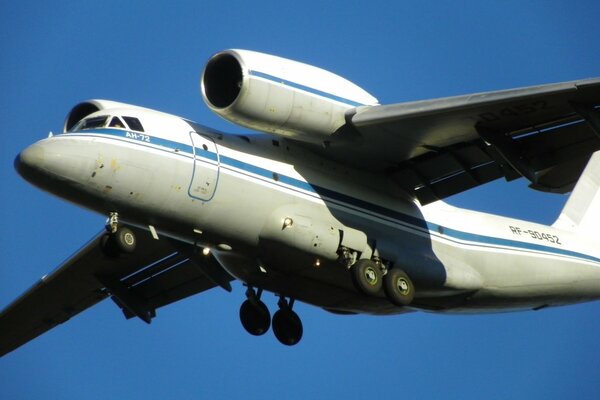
[188,131,220,201]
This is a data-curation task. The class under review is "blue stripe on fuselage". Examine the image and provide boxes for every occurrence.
[60,129,600,265]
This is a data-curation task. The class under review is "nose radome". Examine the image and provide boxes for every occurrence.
[14,143,46,181]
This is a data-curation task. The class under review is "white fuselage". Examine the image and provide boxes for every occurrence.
[16,108,600,315]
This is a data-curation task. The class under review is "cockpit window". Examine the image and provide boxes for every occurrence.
[123,116,144,132]
[71,115,109,131]
[109,116,127,129]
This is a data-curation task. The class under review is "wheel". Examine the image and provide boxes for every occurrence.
[272,308,303,346]
[239,299,271,336]
[351,259,382,295]
[383,268,415,306]
[114,227,136,253]
[100,227,136,257]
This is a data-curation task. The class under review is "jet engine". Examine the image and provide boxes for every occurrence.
[201,49,378,142]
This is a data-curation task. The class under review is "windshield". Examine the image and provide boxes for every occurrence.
[70,115,109,132]
[123,116,144,132]
[109,116,127,129]
[68,114,145,133]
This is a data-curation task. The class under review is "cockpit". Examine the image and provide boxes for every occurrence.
[69,115,145,132]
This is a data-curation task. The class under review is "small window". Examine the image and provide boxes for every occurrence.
[71,115,109,131]
[109,116,127,129]
[123,116,144,132]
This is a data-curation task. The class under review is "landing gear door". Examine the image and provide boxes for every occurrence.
[188,131,219,201]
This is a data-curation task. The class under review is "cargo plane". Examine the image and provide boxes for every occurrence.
[2,50,600,354]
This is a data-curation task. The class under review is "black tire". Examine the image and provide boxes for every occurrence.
[272,309,303,346]
[383,268,415,306]
[114,227,136,254]
[239,299,271,336]
[351,259,382,295]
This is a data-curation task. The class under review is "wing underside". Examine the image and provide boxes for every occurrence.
[325,78,600,204]
[0,226,232,357]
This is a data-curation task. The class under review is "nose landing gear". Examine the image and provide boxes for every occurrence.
[100,212,137,257]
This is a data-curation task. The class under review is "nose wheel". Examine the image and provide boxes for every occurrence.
[100,212,137,257]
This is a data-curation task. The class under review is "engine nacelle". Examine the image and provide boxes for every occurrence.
[201,49,378,141]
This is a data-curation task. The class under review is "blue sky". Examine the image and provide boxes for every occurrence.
[1,1,600,399]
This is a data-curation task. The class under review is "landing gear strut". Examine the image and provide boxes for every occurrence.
[100,212,137,257]
[272,297,303,346]
[239,287,271,336]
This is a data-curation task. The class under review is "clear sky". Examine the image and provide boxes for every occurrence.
[1,1,600,399]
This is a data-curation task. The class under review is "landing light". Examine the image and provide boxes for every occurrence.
[202,247,211,256]
[283,217,293,228]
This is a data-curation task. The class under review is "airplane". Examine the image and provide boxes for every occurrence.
[1,49,600,355]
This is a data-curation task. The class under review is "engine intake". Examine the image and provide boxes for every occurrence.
[201,49,378,141]
[203,52,243,109]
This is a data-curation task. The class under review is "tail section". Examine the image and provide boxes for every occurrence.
[553,151,600,234]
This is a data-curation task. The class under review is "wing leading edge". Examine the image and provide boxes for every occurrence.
[0,226,232,357]
[325,78,600,204]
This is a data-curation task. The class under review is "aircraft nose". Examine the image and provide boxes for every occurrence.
[15,137,94,202]
[14,142,46,182]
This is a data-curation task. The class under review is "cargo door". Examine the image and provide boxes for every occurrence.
[188,131,219,201]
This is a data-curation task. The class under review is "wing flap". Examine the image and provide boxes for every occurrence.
[130,260,221,313]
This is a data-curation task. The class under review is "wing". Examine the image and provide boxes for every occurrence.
[0,226,233,357]
[324,78,600,204]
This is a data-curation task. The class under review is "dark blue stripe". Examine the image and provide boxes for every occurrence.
[249,70,368,107]
[80,128,196,155]
[425,223,600,263]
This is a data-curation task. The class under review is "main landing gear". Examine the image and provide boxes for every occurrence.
[100,212,137,257]
[272,297,303,346]
[239,287,303,346]
[351,257,415,306]
[239,288,271,336]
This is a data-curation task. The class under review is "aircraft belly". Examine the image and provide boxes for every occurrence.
[212,249,410,315]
